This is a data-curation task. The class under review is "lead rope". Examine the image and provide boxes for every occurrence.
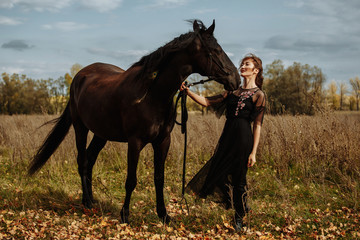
[174,78,216,216]
[174,89,190,215]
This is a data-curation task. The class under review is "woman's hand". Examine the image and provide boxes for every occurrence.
[180,82,210,107]
[180,82,189,92]
[248,153,256,167]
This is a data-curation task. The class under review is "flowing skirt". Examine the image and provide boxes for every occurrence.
[186,117,253,208]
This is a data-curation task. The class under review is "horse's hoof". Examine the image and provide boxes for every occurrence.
[160,214,172,224]
[233,217,245,232]
[120,216,129,224]
[120,209,129,224]
[82,199,93,209]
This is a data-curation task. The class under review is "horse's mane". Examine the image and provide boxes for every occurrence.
[131,20,207,81]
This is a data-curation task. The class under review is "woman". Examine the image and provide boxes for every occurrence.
[181,54,266,231]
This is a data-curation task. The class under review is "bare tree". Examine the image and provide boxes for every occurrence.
[338,82,348,110]
[327,81,339,110]
[349,77,360,111]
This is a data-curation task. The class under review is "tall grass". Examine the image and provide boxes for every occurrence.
[259,113,360,208]
[1,112,359,237]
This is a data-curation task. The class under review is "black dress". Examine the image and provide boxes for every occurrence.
[186,87,266,215]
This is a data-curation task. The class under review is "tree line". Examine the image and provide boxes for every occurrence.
[0,61,359,115]
[0,64,81,115]
[263,60,359,114]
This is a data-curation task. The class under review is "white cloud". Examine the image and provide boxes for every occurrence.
[264,33,359,54]
[268,0,360,57]
[285,0,305,8]
[42,22,92,31]
[0,0,16,8]
[0,0,123,12]
[87,47,149,61]
[289,0,360,29]
[225,52,234,58]
[1,0,72,12]
[0,16,23,25]
[1,66,25,75]
[155,0,188,7]
[193,8,217,14]
[141,0,189,9]
[79,0,123,12]
[0,59,72,79]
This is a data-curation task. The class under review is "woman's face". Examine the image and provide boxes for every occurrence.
[239,59,259,78]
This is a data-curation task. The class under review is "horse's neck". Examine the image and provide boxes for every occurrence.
[151,53,193,100]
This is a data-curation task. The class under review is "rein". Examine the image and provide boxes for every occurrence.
[174,77,216,213]
[196,33,230,77]
[185,77,216,87]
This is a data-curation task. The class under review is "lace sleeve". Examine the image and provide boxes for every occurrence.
[252,90,266,125]
[206,91,228,118]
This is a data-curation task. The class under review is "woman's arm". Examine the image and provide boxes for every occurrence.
[248,122,262,167]
[248,90,266,167]
[180,82,210,107]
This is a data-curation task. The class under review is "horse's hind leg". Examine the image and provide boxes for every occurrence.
[86,135,107,203]
[120,138,144,223]
[152,135,171,224]
[73,121,92,208]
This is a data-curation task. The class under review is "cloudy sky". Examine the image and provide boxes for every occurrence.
[1,0,359,85]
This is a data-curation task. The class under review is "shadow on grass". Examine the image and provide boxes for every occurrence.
[1,186,124,219]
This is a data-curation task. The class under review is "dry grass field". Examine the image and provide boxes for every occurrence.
[1,112,360,239]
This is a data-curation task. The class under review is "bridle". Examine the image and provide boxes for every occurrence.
[196,32,231,78]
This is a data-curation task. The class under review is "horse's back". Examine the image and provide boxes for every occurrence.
[71,62,124,98]
[75,62,123,83]
[82,62,125,75]
[69,62,140,141]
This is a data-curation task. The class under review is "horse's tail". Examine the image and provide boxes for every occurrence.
[28,103,72,175]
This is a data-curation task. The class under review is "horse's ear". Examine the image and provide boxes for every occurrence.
[205,19,215,35]
[193,20,200,32]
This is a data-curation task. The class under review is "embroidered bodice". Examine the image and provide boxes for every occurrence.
[206,87,266,125]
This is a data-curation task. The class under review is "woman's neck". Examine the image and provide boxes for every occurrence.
[242,76,257,89]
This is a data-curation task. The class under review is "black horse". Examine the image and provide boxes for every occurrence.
[28,20,240,223]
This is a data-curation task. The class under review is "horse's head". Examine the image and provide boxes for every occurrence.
[189,20,240,91]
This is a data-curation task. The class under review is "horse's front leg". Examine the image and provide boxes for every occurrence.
[120,138,144,223]
[152,135,171,224]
